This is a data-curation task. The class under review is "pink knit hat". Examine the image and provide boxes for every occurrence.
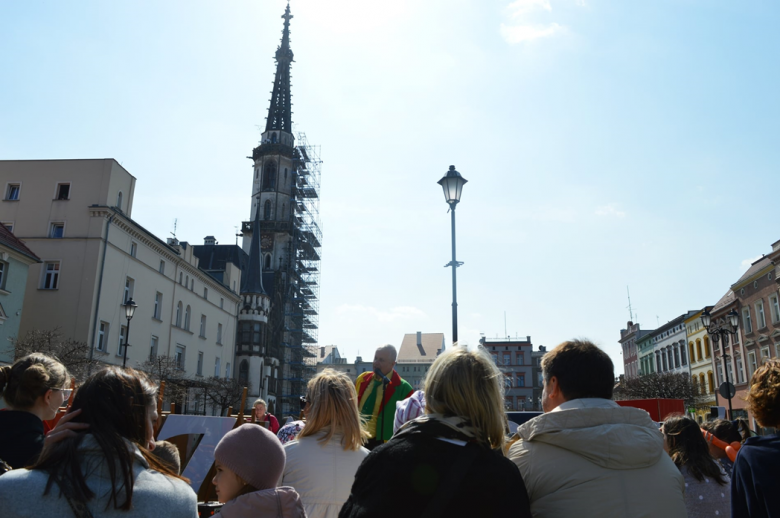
[214,423,285,490]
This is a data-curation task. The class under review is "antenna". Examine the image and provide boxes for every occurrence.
[626,286,634,322]
[504,311,507,338]
[170,219,178,241]
[235,225,240,246]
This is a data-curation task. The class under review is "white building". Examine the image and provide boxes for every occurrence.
[0,159,241,400]
[652,311,697,375]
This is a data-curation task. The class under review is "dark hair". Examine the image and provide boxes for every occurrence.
[746,358,780,428]
[0,353,69,409]
[542,340,614,400]
[32,367,185,510]
[663,416,727,486]
[701,419,741,444]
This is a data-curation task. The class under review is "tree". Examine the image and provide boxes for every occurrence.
[205,376,246,416]
[614,372,708,409]
[7,328,100,381]
[137,355,187,410]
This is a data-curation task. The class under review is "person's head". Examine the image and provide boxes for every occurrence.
[150,440,181,475]
[213,424,285,503]
[0,353,70,421]
[373,344,397,377]
[253,398,266,419]
[297,369,368,451]
[746,358,780,429]
[541,340,613,412]
[33,367,181,510]
[424,346,506,450]
[701,419,741,459]
[662,415,727,485]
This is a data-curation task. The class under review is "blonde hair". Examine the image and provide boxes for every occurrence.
[0,353,70,409]
[424,346,506,450]
[253,398,266,408]
[298,369,369,451]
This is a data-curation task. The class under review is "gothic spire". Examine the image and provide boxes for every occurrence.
[265,3,294,133]
[241,201,266,295]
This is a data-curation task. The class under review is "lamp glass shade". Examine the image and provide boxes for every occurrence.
[123,298,138,320]
[728,309,739,329]
[700,311,711,327]
[437,166,468,205]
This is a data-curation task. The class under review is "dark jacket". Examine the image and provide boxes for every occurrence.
[731,433,780,518]
[0,410,44,469]
[339,419,532,518]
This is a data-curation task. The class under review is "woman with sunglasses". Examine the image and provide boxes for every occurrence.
[0,353,72,469]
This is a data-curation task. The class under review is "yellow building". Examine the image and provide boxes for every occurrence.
[685,310,716,423]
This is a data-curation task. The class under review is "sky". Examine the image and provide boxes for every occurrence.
[2,0,779,373]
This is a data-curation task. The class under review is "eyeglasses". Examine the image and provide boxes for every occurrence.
[53,388,73,399]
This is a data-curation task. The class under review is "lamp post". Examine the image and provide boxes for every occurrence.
[438,165,467,346]
[700,308,740,419]
[121,298,138,368]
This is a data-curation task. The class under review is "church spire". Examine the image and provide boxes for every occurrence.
[241,202,266,296]
[265,3,294,133]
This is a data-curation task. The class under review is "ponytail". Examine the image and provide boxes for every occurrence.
[0,353,69,409]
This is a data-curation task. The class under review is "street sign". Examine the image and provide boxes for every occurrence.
[719,382,736,399]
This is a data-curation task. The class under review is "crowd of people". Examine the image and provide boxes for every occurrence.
[0,338,777,517]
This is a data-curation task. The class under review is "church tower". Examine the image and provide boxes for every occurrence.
[241,3,321,416]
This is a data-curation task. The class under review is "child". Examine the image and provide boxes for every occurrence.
[212,424,305,518]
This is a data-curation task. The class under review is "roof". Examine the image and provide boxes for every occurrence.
[650,310,698,336]
[0,224,40,263]
[731,255,773,289]
[712,290,736,314]
[398,333,445,363]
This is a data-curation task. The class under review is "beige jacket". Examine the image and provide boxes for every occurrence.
[507,398,687,518]
[281,431,369,518]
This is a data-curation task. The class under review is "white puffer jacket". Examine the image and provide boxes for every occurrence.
[281,431,369,518]
[507,398,687,518]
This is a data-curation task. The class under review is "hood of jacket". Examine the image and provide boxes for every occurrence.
[515,398,664,470]
[217,487,305,518]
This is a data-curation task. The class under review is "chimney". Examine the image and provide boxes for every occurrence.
[204,236,217,245]
[416,332,426,356]
[320,346,325,358]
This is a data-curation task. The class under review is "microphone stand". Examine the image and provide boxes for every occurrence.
[378,375,390,443]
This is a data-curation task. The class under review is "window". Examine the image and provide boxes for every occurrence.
[97,321,109,352]
[199,315,206,338]
[736,356,745,384]
[743,308,753,333]
[5,184,20,200]
[0,261,6,290]
[116,191,123,210]
[756,300,767,329]
[42,262,60,289]
[55,183,70,200]
[190,279,194,291]
[123,277,134,303]
[264,200,272,220]
[150,336,158,360]
[680,344,687,366]
[203,287,208,299]
[760,347,770,363]
[49,223,64,238]
[175,301,183,327]
[704,336,711,357]
[225,362,231,378]
[504,375,512,388]
[716,363,723,386]
[179,272,183,285]
[118,325,127,357]
[748,352,758,379]
[517,352,524,365]
[695,340,702,361]
[491,353,498,364]
[517,374,525,387]
[263,162,276,190]
[1,222,12,232]
[215,357,221,377]
[130,242,137,258]
[175,345,185,370]
[726,360,734,384]
[264,254,271,269]
[197,352,204,376]
[159,260,165,274]
[503,352,511,365]
[220,298,224,309]
[185,275,189,288]
[771,295,780,324]
[708,371,714,393]
[153,292,162,319]
[239,360,249,384]
[689,342,695,363]
[217,323,223,345]
[184,305,191,331]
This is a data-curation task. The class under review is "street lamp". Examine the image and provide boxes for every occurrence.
[438,165,467,346]
[121,298,138,368]
[700,308,739,419]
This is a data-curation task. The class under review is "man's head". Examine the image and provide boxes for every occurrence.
[373,344,397,377]
[541,339,614,412]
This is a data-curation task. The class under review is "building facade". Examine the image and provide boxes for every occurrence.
[0,225,41,365]
[530,345,547,411]
[480,336,534,410]
[637,329,657,376]
[619,321,650,379]
[651,312,696,375]
[396,332,444,391]
[685,310,716,423]
[0,159,241,402]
